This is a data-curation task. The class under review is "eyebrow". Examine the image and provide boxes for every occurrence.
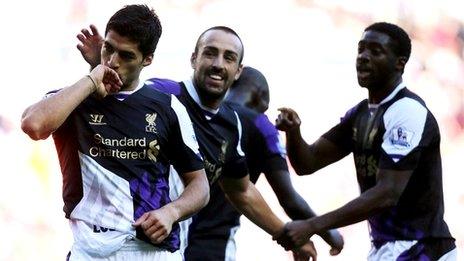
[104,41,136,56]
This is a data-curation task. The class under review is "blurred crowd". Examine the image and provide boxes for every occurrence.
[1,0,462,260]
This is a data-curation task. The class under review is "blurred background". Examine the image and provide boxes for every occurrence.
[1,0,462,260]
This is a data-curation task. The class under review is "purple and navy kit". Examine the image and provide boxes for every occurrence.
[51,84,203,252]
[184,102,288,261]
[323,84,455,259]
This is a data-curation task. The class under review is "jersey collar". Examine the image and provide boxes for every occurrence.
[368,81,406,109]
[183,78,220,115]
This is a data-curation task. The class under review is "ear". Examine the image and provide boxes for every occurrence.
[190,52,197,69]
[396,56,407,72]
[142,54,153,67]
[234,64,244,81]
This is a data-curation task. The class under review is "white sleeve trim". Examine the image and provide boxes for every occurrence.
[233,112,245,157]
[170,95,201,157]
[381,97,427,162]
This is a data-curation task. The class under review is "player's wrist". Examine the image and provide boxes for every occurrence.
[85,74,98,92]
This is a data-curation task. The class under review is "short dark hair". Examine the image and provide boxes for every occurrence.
[364,22,411,61]
[105,4,162,58]
[194,26,244,63]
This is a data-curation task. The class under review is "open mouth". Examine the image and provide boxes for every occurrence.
[357,67,372,78]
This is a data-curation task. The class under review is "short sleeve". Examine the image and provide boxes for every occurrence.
[379,97,428,170]
[167,95,204,174]
[322,105,358,152]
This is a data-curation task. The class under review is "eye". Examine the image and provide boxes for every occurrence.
[119,52,135,61]
[371,48,382,56]
[103,43,114,53]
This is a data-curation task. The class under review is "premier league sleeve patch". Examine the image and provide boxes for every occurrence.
[389,127,414,149]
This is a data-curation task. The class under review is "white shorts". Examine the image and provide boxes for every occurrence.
[68,239,182,261]
[367,240,457,261]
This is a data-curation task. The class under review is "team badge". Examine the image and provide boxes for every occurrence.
[145,113,157,133]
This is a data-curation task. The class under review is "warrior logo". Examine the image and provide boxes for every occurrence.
[89,114,106,125]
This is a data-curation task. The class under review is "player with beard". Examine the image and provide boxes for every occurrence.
[274,22,456,260]
[76,25,317,260]
[183,66,344,260]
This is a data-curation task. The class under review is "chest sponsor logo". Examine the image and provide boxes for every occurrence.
[389,127,414,149]
[89,133,160,162]
[145,113,157,133]
[89,114,106,125]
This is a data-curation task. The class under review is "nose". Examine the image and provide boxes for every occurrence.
[107,53,119,69]
[357,49,370,63]
[211,55,225,69]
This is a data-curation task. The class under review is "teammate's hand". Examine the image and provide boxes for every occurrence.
[325,229,344,256]
[88,65,122,98]
[276,107,301,132]
[132,207,177,244]
[77,24,103,69]
[292,240,317,261]
[273,220,313,251]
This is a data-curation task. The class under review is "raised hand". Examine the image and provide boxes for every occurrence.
[77,24,103,68]
[132,207,177,244]
[276,107,302,132]
[88,65,122,98]
[292,240,317,261]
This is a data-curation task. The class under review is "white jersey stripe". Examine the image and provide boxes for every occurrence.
[71,152,134,232]
[234,112,245,157]
[170,95,202,157]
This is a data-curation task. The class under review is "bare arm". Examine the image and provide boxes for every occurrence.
[276,108,349,175]
[276,168,413,249]
[133,169,209,244]
[21,65,122,140]
[265,169,344,254]
[219,175,285,236]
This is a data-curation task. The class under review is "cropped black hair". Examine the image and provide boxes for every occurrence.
[194,26,244,63]
[105,4,162,58]
[365,22,411,61]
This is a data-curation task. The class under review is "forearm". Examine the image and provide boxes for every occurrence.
[307,185,394,234]
[225,182,284,236]
[163,170,209,222]
[285,128,317,175]
[21,75,95,140]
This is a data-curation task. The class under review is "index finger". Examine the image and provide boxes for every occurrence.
[89,24,100,35]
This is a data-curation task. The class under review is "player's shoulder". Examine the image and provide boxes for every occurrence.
[144,77,182,96]
[223,101,259,121]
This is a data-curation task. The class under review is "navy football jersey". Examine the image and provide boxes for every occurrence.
[323,83,454,244]
[51,83,203,252]
[184,102,288,260]
[146,78,248,183]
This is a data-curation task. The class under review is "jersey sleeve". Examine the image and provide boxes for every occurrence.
[322,104,358,152]
[246,113,288,175]
[220,111,249,180]
[379,97,429,170]
[166,95,204,174]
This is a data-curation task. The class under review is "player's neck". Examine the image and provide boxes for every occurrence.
[122,79,140,92]
[368,76,402,104]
